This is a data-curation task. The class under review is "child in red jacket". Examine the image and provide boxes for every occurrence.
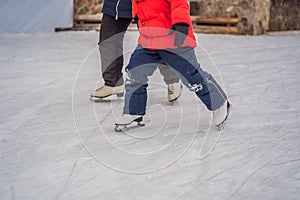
[115,0,230,130]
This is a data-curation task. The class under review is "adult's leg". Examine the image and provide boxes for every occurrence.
[158,63,180,84]
[158,63,182,102]
[159,47,227,111]
[99,14,132,86]
[124,46,162,115]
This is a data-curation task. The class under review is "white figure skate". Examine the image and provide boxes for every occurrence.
[114,114,145,132]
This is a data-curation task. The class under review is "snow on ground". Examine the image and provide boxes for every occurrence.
[0,31,300,200]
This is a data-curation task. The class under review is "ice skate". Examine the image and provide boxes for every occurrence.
[167,82,182,104]
[212,100,231,131]
[114,114,145,132]
[90,85,124,101]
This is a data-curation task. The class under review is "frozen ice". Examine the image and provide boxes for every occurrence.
[0,31,300,200]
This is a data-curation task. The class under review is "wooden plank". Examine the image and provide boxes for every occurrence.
[193,25,239,34]
[58,25,238,34]
[74,14,103,23]
[71,14,239,34]
[56,27,100,32]
[71,24,238,34]
[190,16,238,25]
[56,26,238,34]
[73,15,238,27]
[74,15,238,25]
[73,23,100,30]
[55,27,74,32]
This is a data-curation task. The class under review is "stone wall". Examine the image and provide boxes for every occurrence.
[189,0,270,35]
[74,0,103,15]
[269,0,300,31]
[238,0,270,35]
[73,0,300,34]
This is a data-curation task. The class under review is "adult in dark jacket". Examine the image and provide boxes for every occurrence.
[90,0,182,102]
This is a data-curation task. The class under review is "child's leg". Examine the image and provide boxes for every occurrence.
[124,46,162,115]
[159,47,227,111]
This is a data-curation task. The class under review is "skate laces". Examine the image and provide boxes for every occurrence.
[95,86,106,91]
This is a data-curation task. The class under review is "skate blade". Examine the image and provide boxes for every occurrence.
[90,94,123,102]
[217,122,226,131]
[168,98,179,106]
[169,100,177,106]
[115,121,145,132]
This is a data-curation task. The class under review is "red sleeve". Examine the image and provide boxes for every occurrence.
[167,0,191,25]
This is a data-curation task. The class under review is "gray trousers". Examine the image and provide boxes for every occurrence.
[157,64,180,84]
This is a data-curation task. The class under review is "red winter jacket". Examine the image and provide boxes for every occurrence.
[134,0,196,49]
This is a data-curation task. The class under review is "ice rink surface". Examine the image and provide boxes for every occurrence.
[0,31,299,200]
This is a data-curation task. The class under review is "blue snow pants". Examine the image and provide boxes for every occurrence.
[124,45,227,115]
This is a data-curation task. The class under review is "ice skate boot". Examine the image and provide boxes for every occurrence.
[90,85,124,101]
[114,114,145,132]
[167,82,182,104]
[212,100,231,131]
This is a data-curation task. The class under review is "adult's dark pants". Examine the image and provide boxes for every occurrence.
[99,14,132,87]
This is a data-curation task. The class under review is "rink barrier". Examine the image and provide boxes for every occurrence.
[56,14,239,34]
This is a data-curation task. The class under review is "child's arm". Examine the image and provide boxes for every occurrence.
[167,0,191,26]
[167,0,192,47]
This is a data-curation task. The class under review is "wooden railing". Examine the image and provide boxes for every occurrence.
[56,14,239,34]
